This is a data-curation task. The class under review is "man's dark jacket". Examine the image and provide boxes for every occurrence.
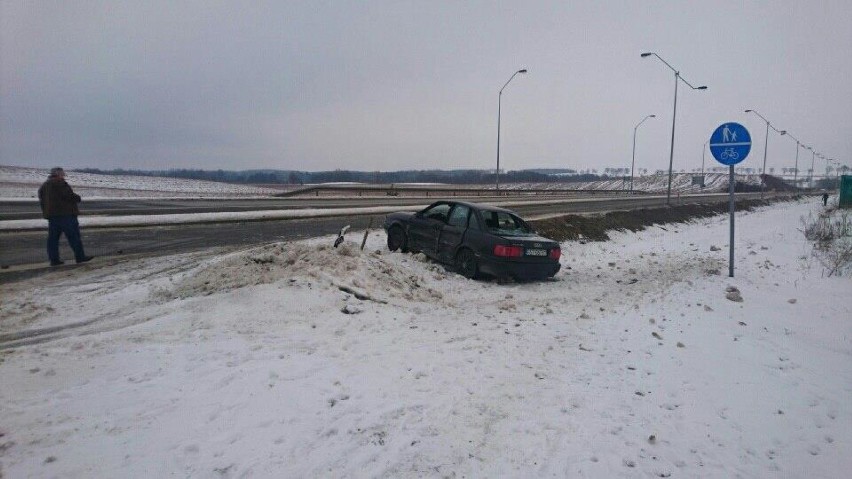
[38,178,82,218]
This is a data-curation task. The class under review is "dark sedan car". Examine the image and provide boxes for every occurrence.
[383,201,561,280]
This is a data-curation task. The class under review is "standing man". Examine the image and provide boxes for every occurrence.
[38,167,93,266]
[822,191,829,206]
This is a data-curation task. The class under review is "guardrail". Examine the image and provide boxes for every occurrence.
[275,184,651,198]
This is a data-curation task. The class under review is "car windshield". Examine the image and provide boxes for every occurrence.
[481,210,534,236]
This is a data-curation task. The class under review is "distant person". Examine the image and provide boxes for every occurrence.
[37,167,93,266]
[822,192,829,206]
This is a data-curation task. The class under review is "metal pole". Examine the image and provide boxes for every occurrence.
[701,141,707,186]
[641,53,706,202]
[631,125,638,192]
[761,121,769,199]
[793,142,799,188]
[630,115,654,193]
[495,69,526,193]
[666,71,679,205]
[496,91,502,192]
[836,163,842,198]
[729,164,735,277]
[810,151,816,188]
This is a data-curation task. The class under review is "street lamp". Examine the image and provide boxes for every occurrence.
[495,68,528,192]
[805,146,816,188]
[641,52,708,205]
[630,114,656,192]
[811,149,821,188]
[829,158,840,192]
[786,133,803,189]
[701,140,709,185]
[744,109,786,198]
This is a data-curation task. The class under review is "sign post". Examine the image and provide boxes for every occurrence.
[709,122,751,277]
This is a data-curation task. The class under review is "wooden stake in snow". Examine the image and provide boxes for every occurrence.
[361,218,373,251]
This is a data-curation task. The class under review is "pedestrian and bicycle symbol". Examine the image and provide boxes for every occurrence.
[709,122,752,279]
[710,122,751,165]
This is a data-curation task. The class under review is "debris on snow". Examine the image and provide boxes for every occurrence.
[340,304,363,315]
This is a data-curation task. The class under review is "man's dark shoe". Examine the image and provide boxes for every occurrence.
[50,260,65,266]
[76,256,94,264]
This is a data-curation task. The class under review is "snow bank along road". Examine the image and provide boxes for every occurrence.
[0,192,786,269]
[1,199,849,477]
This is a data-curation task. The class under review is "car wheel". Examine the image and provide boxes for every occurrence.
[387,226,408,252]
[456,248,478,279]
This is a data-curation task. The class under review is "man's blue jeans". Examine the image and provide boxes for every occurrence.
[47,215,86,263]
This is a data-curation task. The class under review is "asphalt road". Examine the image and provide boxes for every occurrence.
[0,192,773,273]
[0,194,591,220]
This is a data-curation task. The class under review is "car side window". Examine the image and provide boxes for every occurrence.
[447,205,470,228]
[422,203,451,222]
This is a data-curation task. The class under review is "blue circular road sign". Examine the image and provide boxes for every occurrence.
[710,122,751,166]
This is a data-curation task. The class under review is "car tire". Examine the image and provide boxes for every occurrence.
[387,225,408,252]
[456,248,478,279]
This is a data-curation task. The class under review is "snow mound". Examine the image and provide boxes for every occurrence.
[157,241,445,303]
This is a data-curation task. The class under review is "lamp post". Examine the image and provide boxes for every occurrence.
[630,114,655,192]
[808,147,817,188]
[793,145,814,188]
[786,133,803,190]
[701,140,708,186]
[495,68,527,192]
[744,109,786,198]
[829,159,839,193]
[641,52,708,205]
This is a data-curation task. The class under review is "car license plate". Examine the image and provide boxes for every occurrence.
[526,249,547,256]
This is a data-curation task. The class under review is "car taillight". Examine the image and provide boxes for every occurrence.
[493,245,523,257]
[549,248,561,260]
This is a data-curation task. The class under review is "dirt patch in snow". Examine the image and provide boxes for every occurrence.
[531,197,800,242]
[155,241,446,303]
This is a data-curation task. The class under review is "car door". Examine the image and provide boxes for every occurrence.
[408,202,451,256]
[437,204,470,263]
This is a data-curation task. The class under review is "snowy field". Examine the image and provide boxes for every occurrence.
[0,165,285,199]
[1,165,762,200]
[1,199,849,478]
[498,172,762,194]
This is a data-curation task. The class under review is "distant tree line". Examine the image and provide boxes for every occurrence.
[74,167,619,185]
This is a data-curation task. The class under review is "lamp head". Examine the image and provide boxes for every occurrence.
[649,114,656,118]
[518,69,528,74]
[697,86,708,90]
[640,52,654,58]
[779,131,787,135]
[744,109,753,113]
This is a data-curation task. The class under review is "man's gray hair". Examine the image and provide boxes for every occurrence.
[49,167,65,177]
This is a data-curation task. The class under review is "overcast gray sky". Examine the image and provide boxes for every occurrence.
[2,1,850,174]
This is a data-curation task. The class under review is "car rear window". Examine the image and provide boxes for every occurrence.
[481,211,533,236]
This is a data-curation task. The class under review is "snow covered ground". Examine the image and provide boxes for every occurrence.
[0,165,286,198]
[1,199,849,478]
[499,172,762,194]
[2,165,761,200]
